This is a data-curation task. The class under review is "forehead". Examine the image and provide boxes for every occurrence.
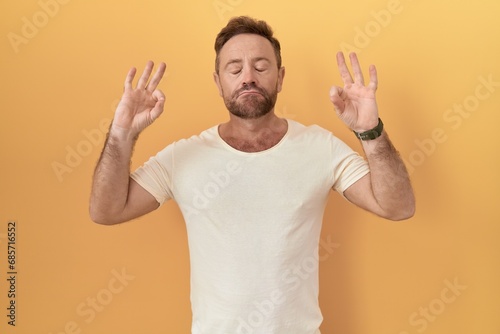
[219,33,276,64]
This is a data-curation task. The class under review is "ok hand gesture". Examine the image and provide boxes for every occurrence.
[329,52,380,133]
[112,61,167,137]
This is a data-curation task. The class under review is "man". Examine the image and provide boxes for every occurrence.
[90,16,414,334]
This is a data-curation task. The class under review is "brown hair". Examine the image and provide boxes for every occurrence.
[214,16,282,73]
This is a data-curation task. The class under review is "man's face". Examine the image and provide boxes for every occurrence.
[214,34,285,119]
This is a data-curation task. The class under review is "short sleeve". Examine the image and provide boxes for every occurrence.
[330,136,370,195]
[130,145,174,206]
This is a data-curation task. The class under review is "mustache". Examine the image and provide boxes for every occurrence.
[232,83,267,98]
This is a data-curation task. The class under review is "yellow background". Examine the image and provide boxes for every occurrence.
[1,0,499,333]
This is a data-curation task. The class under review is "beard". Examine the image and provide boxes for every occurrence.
[223,83,278,120]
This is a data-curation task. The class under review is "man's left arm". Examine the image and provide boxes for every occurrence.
[330,52,415,221]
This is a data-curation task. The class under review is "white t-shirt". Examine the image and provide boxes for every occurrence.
[131,119,369,334]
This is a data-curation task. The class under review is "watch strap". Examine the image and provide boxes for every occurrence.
[353,118,384,141]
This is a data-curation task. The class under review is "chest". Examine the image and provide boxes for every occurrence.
[222,132,284,152]
[171,147,333,218]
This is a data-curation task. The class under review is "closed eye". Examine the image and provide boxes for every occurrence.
[254,58,270,72]
[228,66,242,75]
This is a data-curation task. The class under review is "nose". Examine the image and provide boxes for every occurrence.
[241,67,258,87]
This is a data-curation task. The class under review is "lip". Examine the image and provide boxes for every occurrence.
[239,90,262,97]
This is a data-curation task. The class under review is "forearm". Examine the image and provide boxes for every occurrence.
[361,131,415,220]
[89,125,137,224]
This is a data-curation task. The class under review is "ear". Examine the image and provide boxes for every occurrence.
[213,72,223,97]
[277,66,286,93]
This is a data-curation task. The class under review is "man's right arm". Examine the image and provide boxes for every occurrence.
[89,61,167,225]
[89,126,160,225]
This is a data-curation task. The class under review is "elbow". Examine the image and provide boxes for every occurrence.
[89,205,120,226]
[90,215,120,226]
[387,208,415,221]
[385,200,416,221]
[89,211,111,226]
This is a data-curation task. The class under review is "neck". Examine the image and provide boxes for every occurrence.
[225,111,283,135]
[218,112,288,152]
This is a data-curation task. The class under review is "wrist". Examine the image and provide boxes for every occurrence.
[353,118,384,141]
[109,123,139,143]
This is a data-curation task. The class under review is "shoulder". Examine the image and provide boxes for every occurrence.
[287,119,338,141]
[155,125,226,165]
[286,119,357,154]
[144,125,219,164]
[175,125,219,147]
[154,125,220,155]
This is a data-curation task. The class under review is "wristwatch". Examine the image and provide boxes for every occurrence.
[353,118,384,141]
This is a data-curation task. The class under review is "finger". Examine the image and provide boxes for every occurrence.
[152,88,165,102]
[329,85,345,112]
[136,61,154,89]
[124,67,137,90]
[368,64,378,91]
[336,52,353,86]
[150,90,166,121]
[146,62,167,92]
[349,52,365,85]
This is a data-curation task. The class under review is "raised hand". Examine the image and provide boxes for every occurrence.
[329,52,379,133]
[112,61,167,137]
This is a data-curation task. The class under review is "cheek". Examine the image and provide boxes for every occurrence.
[220,80,237,98]
[217,78,228,97]
[216,74,232,97]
